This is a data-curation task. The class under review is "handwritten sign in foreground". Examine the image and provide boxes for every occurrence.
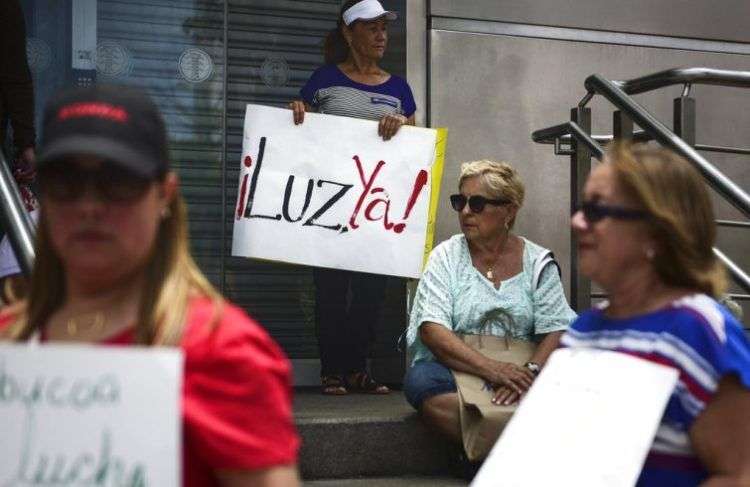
[0,344,183,487]
[231,104,447,278]
[472,348,679,487]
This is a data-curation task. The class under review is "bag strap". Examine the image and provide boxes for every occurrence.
[532,250,561,290]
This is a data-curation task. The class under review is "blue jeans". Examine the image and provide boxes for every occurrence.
[403,360,457,410]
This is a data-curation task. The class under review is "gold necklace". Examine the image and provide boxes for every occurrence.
[484,234,511,281]
[66,311,106,336]
[486,265,497,280]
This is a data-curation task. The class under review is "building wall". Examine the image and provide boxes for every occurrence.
[408,0,750,319]
[429,0,750,44]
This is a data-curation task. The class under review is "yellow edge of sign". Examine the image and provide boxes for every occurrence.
[423,128,448,270]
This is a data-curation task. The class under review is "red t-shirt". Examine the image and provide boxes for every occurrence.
[2,297,300,487]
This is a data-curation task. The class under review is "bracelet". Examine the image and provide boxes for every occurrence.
[524,361,541,375]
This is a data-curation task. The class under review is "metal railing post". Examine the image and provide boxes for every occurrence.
[674,96,696,146]
[585,74,750,219]
[0,153,35,276]
[570,107,592,311]
[613,110,634,141]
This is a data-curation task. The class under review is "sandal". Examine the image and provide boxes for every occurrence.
[321,374,348,395]
[345,371,390,394]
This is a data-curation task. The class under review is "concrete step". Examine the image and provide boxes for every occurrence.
[304,476,468,486]
[294,389,462,480]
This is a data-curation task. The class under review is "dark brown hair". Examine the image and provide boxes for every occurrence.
[324,0,360,64]
[608,142,727,297]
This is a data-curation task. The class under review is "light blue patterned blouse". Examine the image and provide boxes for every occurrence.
[407,234,577,365]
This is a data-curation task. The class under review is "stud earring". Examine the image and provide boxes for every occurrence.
[645,248,655,260]
[161,207,171,219]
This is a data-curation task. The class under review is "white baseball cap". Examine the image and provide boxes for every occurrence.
[342,0,397,26]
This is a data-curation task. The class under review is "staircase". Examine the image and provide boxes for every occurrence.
[294,389,468,486]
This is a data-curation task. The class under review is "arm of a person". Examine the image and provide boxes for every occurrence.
[420,322,534,394]
[379,113,414,140]
[691,375,750,486]
[183,305,300,484]
[289,101,313,125]
[493,259,573,405]
[379,81,416,139]
[217,465,299,487]
[491,331,563,406]
[529,330,563,366]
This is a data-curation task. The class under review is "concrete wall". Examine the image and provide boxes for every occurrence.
[407,0,750,318]
[429,0,750,44]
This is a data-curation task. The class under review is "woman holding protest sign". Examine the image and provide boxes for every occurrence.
[561,143,750,486]
[289,0,416,395]
[403,160,576,451]
[0,85,300,487]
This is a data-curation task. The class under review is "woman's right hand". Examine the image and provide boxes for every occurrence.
[484,360,535,395]
[288,100,306,125]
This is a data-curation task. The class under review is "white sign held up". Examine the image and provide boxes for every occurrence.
[231,104,446,278]
[0,344,183,486]
[472,348,679,487]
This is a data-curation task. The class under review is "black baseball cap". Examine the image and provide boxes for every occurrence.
[37,84,169,179]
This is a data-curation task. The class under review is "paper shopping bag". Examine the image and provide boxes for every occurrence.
[452,333,536,461]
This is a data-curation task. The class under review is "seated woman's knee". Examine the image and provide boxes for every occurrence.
[404,360,457,410]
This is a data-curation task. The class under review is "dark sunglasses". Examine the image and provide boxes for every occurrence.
[576,201,648,223]
[450,194,510,213]
[38,163,153,203]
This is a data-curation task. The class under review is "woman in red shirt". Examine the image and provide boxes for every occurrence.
[1,85,300,487]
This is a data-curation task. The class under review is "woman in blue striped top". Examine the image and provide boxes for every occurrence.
[562,143,750,486]
[288,0,417,395]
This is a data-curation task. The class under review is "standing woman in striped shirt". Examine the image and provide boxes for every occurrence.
[288,0,416,395]
[562,143,750,486]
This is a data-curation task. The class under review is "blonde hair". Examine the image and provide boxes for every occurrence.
[608,143,727,297]
[4,187,222,346]
[459,160,525,228]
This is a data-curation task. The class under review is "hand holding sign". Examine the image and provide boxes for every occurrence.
[232,104,446,278]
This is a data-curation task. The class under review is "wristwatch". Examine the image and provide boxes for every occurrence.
[524,361,541,375]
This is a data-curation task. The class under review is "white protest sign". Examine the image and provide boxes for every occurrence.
[231,104,446,278]
[0,344,183,487]
[472,348,679,487]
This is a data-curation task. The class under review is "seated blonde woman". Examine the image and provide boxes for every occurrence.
[404,160,576,443]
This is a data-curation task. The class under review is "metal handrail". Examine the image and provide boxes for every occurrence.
[0,153,35,275]
[694,143,750,156]
[531,122,605,158]
[714,247,750,294]
[533,67,750,304]
[539,132,750,156]
[610,67,750,97]
[717,220,750,229]
[584,74,750,220]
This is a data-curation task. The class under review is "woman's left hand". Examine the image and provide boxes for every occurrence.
[492,382,527,406]
[378,113,407,141]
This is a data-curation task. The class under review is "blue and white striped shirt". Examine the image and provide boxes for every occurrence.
[560,294,750,486]
[300,64,416,121]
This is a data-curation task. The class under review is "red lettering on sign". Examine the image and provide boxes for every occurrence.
[236,174,249,220]
[349,155,386,230]
[364,198,395,230]
[236,156,253,219]
[392,169,429,234]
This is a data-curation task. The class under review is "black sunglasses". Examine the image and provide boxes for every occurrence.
[450,194,510,213]
[576,201,648,223]
[38,163,153,203]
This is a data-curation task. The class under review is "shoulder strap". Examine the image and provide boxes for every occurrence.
[532,250,561,290]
